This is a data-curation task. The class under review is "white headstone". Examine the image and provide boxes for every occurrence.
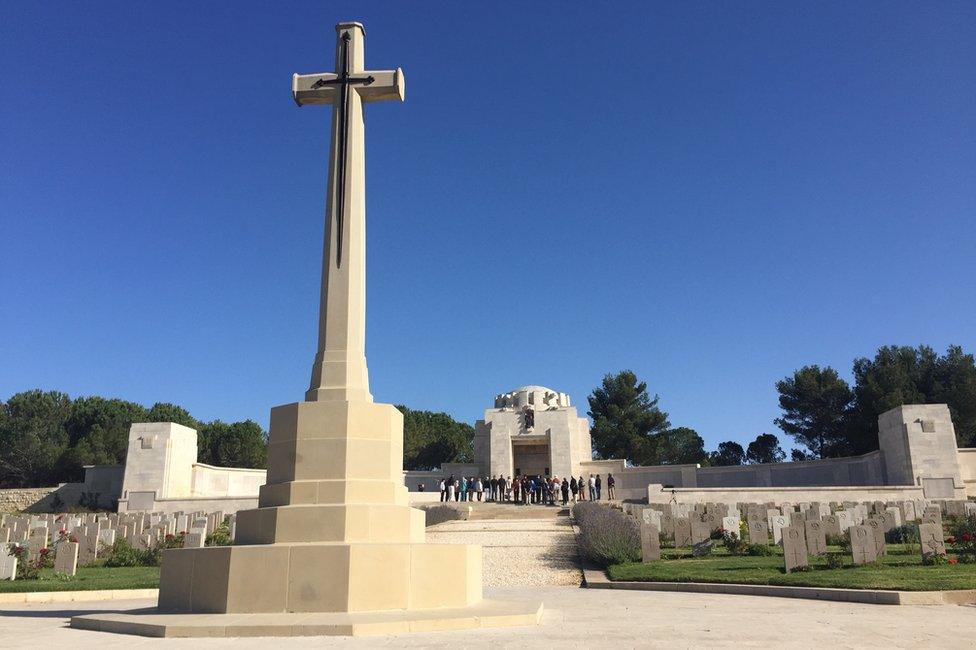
[54,541,79,576]
[0,547,17,580]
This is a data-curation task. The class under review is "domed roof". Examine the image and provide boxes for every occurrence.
[514,385,557,394]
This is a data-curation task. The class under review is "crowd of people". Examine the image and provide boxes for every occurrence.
[429,473,615,505]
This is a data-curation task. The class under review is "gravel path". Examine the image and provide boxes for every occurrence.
[426,517,582,587]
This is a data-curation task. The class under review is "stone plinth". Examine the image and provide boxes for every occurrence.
[152,401,482,615]
[71,599,544,638]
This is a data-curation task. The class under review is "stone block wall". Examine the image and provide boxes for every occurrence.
[0,487,58,512]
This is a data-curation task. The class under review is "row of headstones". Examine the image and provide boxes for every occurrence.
[625,498,964,571]
[0,509,237,581]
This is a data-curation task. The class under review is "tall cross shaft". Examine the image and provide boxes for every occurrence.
[293,22,404,403]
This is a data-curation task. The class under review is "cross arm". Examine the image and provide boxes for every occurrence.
[291,68,405,107]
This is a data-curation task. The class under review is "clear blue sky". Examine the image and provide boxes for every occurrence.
[2,2,974,454]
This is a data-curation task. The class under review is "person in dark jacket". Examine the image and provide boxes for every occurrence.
[595,474,602,500]
[607,473,616,500]
[560,478,569,505]
[570,476,578,502]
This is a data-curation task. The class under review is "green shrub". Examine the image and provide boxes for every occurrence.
[886,524,918,545]
[747,544,775,556]
[37,547,55,569]
[206,522,232,547]
[102,538,144,567]
[825,534,845,547]
[824,553,844,569]
[8,545,39,580]
[575,503,641,567]
[922,553,948,566]
[421,504,468,527]
[948,513,976,562]
[721,531,749,556]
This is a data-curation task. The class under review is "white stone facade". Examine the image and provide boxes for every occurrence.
[471,386,591,479]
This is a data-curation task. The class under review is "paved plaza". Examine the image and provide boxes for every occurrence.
[1,586,972,648]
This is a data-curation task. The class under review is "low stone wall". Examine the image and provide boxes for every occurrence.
[116,494,259,515]
[191,463,266,497]
[646,483,928,506]
[0,487,58,512]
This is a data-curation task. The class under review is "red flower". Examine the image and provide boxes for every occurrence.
[39,548,50,555]
[165,534,174,540]
[949,558,958,565]
[963,533,972,543]
[59,528,66,535]
[946,536,957,544]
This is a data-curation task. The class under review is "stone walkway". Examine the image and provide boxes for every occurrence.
[2,587,974,648]
[425,509,582,587]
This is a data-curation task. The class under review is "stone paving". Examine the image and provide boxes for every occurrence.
[425,509,582,587]
[2,586,974,648]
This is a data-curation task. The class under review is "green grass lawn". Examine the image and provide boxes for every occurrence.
[607,545,976,591]
[0,566,160,593]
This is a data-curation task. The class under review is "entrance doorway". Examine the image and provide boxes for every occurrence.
[513,442,550,477]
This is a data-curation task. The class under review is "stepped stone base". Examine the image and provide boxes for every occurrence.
[157,542,481,613]
[70,599,544,637]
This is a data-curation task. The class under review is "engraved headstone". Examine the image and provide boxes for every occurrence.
[877,511,895,533]
[836,510,853,532]
[691,519,712,545]
[54,541,79,576]
[850,525,878,565]
[660,513,675,538]
[919,523,946,562]
[674,517,692,547]
[0,547,16,580]
[804,520,827,556]
[781,525,809,573]
[700,512,720,533]
[721,516,741,535]
[641,508,662,529]
[641,523,661,562]
[885,507,903,528]
[748,519,769,545]
[822,514,841,538]
[866,518,886,556]
[184,532,206,549]
[770,515,789,544]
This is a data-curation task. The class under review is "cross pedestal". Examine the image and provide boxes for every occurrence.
[70,22,541,637]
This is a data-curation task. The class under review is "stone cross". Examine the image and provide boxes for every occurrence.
[641,523,661,562]
[292,22,405,403]
[781,525,809,573]
[850,525,878,565]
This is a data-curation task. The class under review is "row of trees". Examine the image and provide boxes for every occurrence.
[0,390,268,488]
[587,344,976,467]
[397,405,473,471]
[586,371,789,467]
[775,345,976,457]
[0,390,477,488]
